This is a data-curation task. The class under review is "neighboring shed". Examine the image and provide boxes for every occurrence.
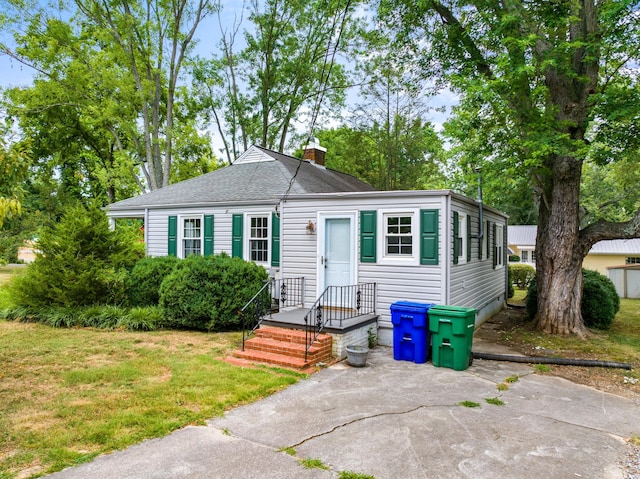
[608,264,640,299]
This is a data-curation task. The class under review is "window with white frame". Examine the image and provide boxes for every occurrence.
[248,215,269,263]
[182,217,202,257]
[385,214,413,256]
[495,224,504,268]
[626,257,640,264]
[456,213,467,264]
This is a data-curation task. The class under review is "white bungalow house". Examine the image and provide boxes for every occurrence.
[107,142,508,366]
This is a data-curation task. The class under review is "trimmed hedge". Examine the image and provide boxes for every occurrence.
[159,253,268,331]
[509,263,536,289]
[526,269,620,330]
[127,256,181,306]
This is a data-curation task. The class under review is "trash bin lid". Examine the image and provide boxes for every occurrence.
[390,301,435,312]
[428,305,477,317]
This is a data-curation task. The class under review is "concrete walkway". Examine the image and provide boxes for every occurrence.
[48,346,639,479]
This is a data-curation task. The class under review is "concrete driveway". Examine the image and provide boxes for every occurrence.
[48,346,639,479]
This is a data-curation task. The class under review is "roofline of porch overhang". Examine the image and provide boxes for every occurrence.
[105,198,280,214]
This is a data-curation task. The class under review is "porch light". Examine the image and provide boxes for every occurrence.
[306,220,316,234]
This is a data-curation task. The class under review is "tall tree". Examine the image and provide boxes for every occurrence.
[0,133,30,228]
[381,0,640,335]
[193,0,359,164]
[74,0,215,189]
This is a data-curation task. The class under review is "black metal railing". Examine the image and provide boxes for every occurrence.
[304,282,376,360]
[241,277,305,350]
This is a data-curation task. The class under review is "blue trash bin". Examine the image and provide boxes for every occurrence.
[390,302,434,364]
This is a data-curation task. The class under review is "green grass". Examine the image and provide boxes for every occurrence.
[517,299,640,365]
[301,458,329,470]
[485,397,505,406]
[509,288,527,304]
[458,400,481,408]
[0,265,25,287]
[0,321,305,478]
[339,472,376,479]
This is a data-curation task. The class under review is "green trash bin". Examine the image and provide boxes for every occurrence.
[428,305,476,371]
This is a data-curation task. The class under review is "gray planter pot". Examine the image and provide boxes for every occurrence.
[346,345,369,367]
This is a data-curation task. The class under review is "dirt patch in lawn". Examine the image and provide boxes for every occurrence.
[475,306,640,402]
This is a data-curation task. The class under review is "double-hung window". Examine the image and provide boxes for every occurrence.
[248,215,269,263]
[182,217,202,257]
[495,224,504,268]
[454,212,467,264]
[385,214,413,256]
[377,210,420,265]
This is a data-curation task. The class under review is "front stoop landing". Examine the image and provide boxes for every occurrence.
[234,326,332,370]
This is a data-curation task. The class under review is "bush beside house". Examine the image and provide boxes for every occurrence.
[1,207,267,332]
[160,254,268,331]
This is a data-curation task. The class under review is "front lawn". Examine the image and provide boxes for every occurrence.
[0,322,304,478]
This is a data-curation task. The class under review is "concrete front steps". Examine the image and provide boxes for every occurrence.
[234,326,332,370]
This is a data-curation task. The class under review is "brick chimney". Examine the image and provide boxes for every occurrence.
[303,138,327,166]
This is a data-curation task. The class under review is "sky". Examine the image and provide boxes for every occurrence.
[0,0,458,154]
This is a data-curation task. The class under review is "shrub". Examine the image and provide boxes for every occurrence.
[583,268,620,314]
[508,255,520,262]
[509,263,536,289]
[127,256,181,306]
[10,205,144,309]
[159,253,268,331]
[526,269,619,329]
[507,265,514,298]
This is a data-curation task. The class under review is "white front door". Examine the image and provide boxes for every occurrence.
[318,213,356,300]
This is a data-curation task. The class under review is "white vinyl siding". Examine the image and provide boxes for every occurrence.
[448,197,507,326]
[143,207,268,259]
[281,193,449,331]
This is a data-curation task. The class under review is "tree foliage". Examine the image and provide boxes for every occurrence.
[192,0,361,164]
[380,0,640,336]
[0,134,30,228]
[11,204,144,308]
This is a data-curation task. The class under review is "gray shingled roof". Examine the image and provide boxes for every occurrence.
[108,146,375,210]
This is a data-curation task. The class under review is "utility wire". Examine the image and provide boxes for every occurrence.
[282,0,353,204]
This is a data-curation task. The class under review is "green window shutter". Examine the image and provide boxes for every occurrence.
[203,215,214,256]
[420,209,439,265]
[168,216,177,257]
[466,214,472,262]
[359,210,377,263]
[453,211,459,265]
[492,222,497,268]
[271,212,280,267]
[232,214,243,258]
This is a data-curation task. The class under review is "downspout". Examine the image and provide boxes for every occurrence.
[144,208,149,252]
[444,194,452,305]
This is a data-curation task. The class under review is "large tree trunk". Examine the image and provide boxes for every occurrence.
[534,154,588,337]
